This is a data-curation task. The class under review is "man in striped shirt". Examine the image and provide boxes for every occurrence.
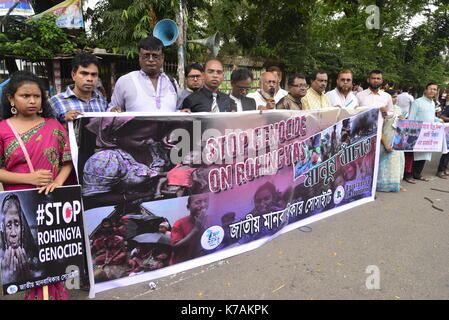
[49,52,108,123]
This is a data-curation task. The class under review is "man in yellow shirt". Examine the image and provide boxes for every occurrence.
[301,69,332,110]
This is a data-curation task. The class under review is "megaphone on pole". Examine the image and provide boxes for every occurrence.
[187,32,221,57]
[153,19,179,46]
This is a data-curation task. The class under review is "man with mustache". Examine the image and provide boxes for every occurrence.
[326,69,359,109]
[109,36,180,113]
[50,52,107,123]
[276,73,308,110]
[301,69,332,110]
[246,72,279,110]
[181,59,236,112]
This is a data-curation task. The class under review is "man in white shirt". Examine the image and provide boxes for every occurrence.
[356,70,393,115]
[266,65,288,102]
[396,87,414,116]
[247,72,279,110]
[109,36,179,112]
[326,69,358,109]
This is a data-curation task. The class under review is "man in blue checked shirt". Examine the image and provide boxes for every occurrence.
[49,52,108,123]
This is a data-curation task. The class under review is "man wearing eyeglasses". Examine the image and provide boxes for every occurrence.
[178,63,204,108]
[301,69,332,110]
[109,36,180,112]
[276,73,308,110]
[181,58,236,113]
[229,68,257,112]
[326,69,359,109]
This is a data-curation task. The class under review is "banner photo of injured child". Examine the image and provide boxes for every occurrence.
[69,108,382,297]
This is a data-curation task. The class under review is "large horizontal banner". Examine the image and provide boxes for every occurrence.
[69,108,382,297]
[0,186,86,295]
[392,119,448,152]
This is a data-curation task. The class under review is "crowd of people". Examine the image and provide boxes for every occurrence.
[0,34,448,299]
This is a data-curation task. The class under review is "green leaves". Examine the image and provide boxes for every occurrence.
[83,0,447,90]
[0,14,77,59]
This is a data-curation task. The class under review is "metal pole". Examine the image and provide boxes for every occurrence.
[176,0,186,90]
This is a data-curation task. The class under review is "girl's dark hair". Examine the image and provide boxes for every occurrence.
[1,71,55,119]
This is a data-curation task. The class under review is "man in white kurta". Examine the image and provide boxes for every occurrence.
[404,83,441,181]
[247,72,281,110]
[326,69,358,109]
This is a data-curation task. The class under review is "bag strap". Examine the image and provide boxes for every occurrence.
[6,119,35,173]
[167,75,178,95]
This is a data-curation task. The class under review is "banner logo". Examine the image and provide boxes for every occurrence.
[201,226,224,250]
[334,185,345,205]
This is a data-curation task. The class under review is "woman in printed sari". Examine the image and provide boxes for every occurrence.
[377,89,406,192]
[0,71,73,299]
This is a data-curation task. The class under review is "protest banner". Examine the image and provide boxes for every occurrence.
[443,125,449,154]
[32,0,84,29]
[69,107,382,298]
[0,0,34,16]
[0,186,86,295]
[392,119,446,152]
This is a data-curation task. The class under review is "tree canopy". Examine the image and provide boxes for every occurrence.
[0,0,447,90]
[86,0,448,90]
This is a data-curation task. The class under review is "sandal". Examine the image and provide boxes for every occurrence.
[415,176,429,182]
[404,177,416,184]
[436,172,448,179]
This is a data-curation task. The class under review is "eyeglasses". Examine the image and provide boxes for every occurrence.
[236,85,251,92]
[187,75,202,79]
[290,84,309,89]
[139,53,162,61]
[339,78,352,82]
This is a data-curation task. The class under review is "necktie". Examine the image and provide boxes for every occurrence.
[211,93,219,112]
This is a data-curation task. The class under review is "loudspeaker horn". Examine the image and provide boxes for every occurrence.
[188,32,221,57]
[153,19,179,46]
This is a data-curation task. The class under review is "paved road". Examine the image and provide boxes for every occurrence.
[3,157,449,301]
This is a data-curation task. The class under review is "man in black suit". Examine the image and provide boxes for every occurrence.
[181,58,236,113]
[229,68,257,112]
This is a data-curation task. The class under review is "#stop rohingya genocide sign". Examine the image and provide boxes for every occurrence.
[69,108,382,297]
[0,186,86,295]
